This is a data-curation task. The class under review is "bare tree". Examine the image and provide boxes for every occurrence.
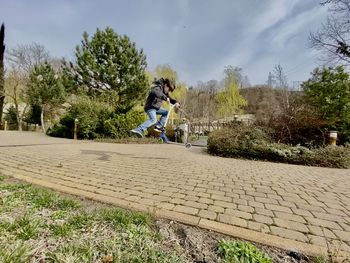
[185,80,220,121]
[6,43,53,127]
[266,72,276,88]
[223,66,250,88]
[273,64,288,88]
[7,42,50,73]
[309,0,350,64]
[241,85,282,123]
[272,63,290,109]
[4,69,28,130]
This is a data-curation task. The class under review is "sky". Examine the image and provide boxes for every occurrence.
[1,0,329,86]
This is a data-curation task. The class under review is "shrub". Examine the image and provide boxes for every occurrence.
[4,105,18,129]
[266,108,330,147]
[207,124,271,159]
[47,114,74,138]
[48,96,147,140]
[102,111,145,139]
[208,126,350,168]
[297,145,350,169]
[48,96,114,139]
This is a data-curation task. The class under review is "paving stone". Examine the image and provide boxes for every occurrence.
[274,211,307,224]
[225,209,252,220]
[306,217,343,230]
[248,201,265,209]
[198,197,214,205]
[218,214,248,228]
[173,205,199,216]
[265,204,293,214]
[273,218,309,233]
[198,209,217,220]
[253,214,273,225]
[307,235,328,247]
[311,211,346,223]
[208,205,225,213]
[211,194,232,203]
[333,230,350,243]
[292,208,314,218]
[237,204,255,213]
[248,221,270,233]
[270,226,308,242]
[255,207,274,217]
[184,200,208,210]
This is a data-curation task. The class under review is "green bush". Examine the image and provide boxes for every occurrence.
[4,105,18,129]
[208,126,350,168]
[23,104,41,124]
[207,124,271,159]
[48,96,146,139]
[296,145,350,169]
[47,114,74,138]
[48,96,114,139]
[218,240,272,263]
[102,111,145,139]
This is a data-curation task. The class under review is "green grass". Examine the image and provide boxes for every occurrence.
[0,177,185,262]
[67,211,95,230]
[25,187,80,210]
[218,239,272,263]
[50,210,67,220]
[97,208,152,228]
[50,222,73,237]
[313,256,329,263]
[10,214,41,240]
[0,241,35,263]
[0,175,8,181]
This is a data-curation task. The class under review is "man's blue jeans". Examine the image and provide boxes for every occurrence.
[136,108,168,133]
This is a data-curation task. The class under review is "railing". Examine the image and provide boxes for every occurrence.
[189,118,254,135]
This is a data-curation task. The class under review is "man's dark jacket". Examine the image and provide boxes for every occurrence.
[144,78,177,111]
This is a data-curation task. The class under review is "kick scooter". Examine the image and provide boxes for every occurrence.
[158,104,192,149]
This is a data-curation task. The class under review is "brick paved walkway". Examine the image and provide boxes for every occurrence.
[1,131,350,256]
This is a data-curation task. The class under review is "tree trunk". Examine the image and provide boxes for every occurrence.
[0,23,5,129]
[40,106,45,133]
[15,103,22,131]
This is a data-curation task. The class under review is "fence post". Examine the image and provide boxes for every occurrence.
[74,119,78,140]
[4,121,7,131]
[329,131,337,146]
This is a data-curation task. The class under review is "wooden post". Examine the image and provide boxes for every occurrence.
[74,118,78,140]
[329,131,337,146]
[4,121,7,130]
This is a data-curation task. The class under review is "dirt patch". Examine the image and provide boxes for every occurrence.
[155,219,311,263]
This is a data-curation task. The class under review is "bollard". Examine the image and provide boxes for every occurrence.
[74,119,78,140]
[4,121,7,131]
[329,130,337,146]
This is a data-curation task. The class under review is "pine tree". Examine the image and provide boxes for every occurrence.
[27,62,65,133]
[63,27,148,113]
